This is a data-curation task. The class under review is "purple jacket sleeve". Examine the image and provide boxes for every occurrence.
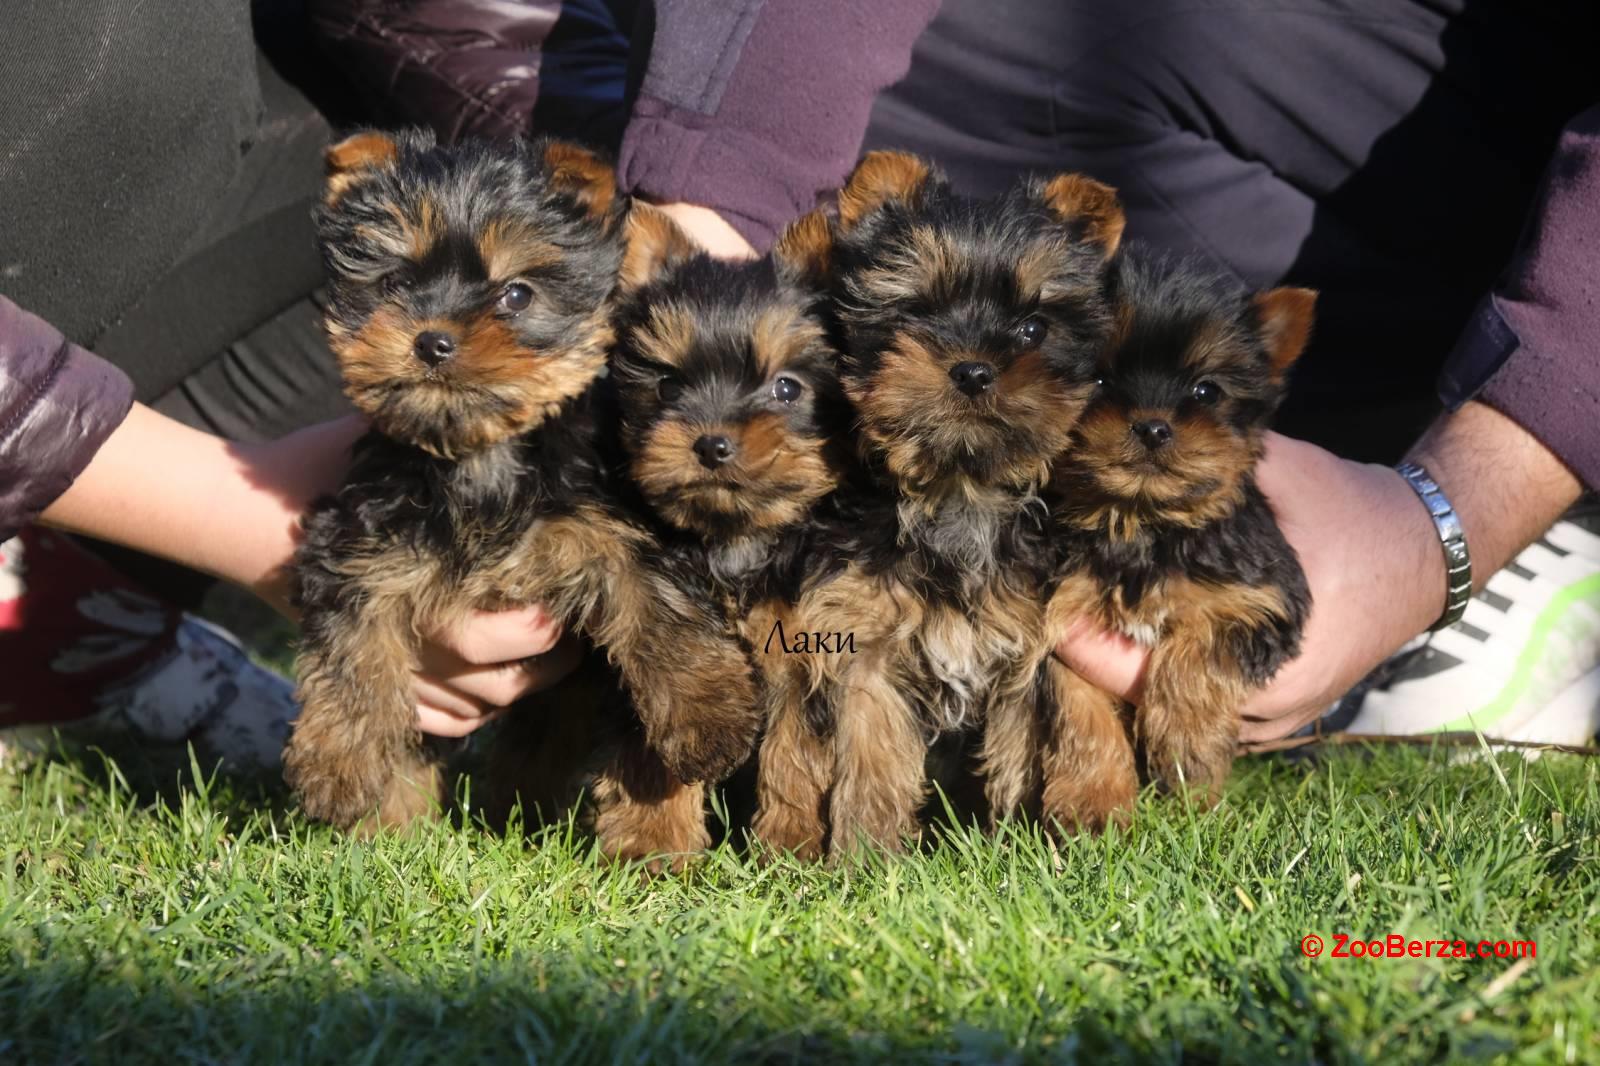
[1440,104,1600,489]
[616,0,939,251]
[0,297,134,541]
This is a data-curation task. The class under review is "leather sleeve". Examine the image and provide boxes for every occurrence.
[308,0,563,143]
[0,297,134,541]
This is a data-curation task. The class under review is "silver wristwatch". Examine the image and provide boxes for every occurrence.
[1395,461,1471,631]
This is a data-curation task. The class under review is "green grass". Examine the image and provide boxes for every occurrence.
[1,743,1595,1065]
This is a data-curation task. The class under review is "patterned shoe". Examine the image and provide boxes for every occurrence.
[1,528,298,769]
[1333,505,1600,747]
[92,614,300,769]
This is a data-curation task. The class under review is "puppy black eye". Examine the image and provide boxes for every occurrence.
[1192,380,1222,405]
[657,375,684,403]
[772,375,804,404]
[498,282,534,313]
[1015,316,1049,347]
[381,274,409,298]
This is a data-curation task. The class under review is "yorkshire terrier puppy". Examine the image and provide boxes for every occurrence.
[757,151,1126,857]
[285,130,758,832]
[607,207,848,862]
[488,205,843,868]
[1036,252,1315,832]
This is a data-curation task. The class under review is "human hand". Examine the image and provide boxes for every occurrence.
[650,202,758,261]
[1053,432,1446,744]
[247,426,582,736]
[409,606,583,736]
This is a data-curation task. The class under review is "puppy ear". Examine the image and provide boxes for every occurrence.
[836,151,936,231]
[771,208,833,287]
[1251,287,1318,373]
[543,141,619,221]
[1037,173,1125,259]
[323,131,399,203]
[620,202,699,289]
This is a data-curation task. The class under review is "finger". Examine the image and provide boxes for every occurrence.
[426,605,563,669]
[433,633,584,707]
[411,674,490,720]
[417,700,508,738]
[423,606,563,673]
[1238,699,1330,746]
[1053,620,1149,703]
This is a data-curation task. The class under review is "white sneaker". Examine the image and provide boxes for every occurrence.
[79,614,298,769]
[1337,509,1600,747]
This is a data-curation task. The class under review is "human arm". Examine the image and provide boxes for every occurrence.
[1056,104,1600,742]
[37,400,580,735]
[616,0,940,253]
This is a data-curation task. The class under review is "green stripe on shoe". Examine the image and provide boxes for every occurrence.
[1435,574,1600,734]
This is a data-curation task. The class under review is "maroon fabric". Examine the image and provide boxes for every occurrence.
[309,0,562,143]
[0,526,183,726]
[0,297,134,542]
[1461,104,1600,489]
[615,0,939,251]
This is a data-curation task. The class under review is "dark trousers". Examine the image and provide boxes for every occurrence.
[864,0,1600,460]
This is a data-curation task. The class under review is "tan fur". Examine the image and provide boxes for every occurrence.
[751,305,823,379]
[1253,287,1318,374]
[619,203,699,289]
[837,150,932,229]
[631,302,698,368]
[285,547,444,829]
[590,734,711,875]
[323,131,398,203]
[851,225,969,306]
[1038,658,1138,833]
[1177,315,1251,373]
[770,207,834,283]
[1063,406,1255,534]
[1034,571,1295,821]
[749,602,833,861]
[846,334,1074,491]
[827,650,927,856]
[1038,173,1125,258]
[542,141,617,220]
[1013,234,1095,305]
[477,219,562,282]
[334,303,615,457]
[631,411,839,535]
[753,560,1053,858]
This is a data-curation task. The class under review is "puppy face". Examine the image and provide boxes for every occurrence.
[315,131,624,458]
[830,152,1125,490]
[612,208,844,539]
[1071,255,1315,522]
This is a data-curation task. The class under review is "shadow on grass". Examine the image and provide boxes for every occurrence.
[0,952,1372,1066]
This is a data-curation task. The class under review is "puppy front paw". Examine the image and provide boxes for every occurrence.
[283,736,386,830]
[634,643,762,783]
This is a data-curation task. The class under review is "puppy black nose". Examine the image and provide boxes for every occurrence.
[413,331,456,367]
[1132,419,1174,450]
[693,434,736,469]
[949,361,996,397]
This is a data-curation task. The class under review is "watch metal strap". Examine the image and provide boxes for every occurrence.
[1395,461,1472,631]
